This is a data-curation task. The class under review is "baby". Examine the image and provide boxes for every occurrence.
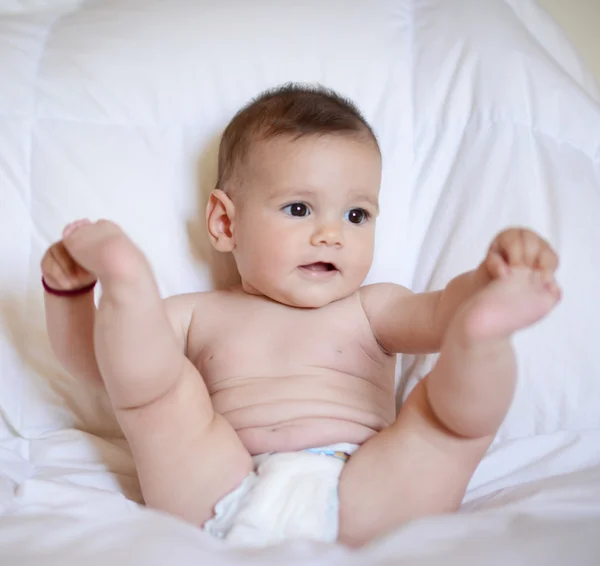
[41,84,561,547]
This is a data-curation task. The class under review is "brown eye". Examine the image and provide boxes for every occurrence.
[284,203,310,217]
[346,208,368,225]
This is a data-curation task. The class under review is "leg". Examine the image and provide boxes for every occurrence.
[63,220,251,525]
[338,269,560,546]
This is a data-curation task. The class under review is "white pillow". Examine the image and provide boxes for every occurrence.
[0,0,598,446]
[0,0,84,15]
[395,0,600,441]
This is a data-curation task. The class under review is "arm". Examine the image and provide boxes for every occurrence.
[360,266,491,355]
[44,290,102,383]
[42,235,195,385]
[44,288,196,382]
[361,228,560,355]
[42,236,103,383]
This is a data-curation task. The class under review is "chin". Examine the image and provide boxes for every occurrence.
[282,288,355,309]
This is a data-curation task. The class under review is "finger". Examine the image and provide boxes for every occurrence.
[50,243,95,289]
[72,262,97,286]
[536,270,562,300]
[497,229,524,266]
[536,272,558,301]
[48,245,78,285]
[521,231,542,268]
[42,268,64,290]
[486,252,510,278]
[61,250,96,287]
[541,276,561,300]
[41,258,63,288]
[527,267,542,285]
[63,250,84,281]
[539,269,554,285]
[489,237,509,264]
[56,239,97,284]
[537,247,559,272]
[43,253,72,289]
[549,281,562,301]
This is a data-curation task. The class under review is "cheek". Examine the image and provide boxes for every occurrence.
[260,215,305,244]
[348,228,374,253]
[349,230,375,272]
[237,214,295,266]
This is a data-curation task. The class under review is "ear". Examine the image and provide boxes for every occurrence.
[206,189,236,252]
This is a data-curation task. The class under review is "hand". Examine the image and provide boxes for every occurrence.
[483,228,559,281]
[40,220,97,291]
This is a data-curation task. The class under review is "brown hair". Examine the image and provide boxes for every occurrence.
[215,83,379,192]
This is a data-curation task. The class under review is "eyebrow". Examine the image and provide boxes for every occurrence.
[270,188,317,201]
[352,194,380,214]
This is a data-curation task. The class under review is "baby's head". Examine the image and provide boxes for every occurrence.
[207,83,381,308]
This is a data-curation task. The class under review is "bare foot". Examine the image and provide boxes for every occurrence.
[456,267,561,343]
[62,219,151,288]
[426,267,562,439]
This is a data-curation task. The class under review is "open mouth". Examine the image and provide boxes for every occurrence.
[299,262,338,273]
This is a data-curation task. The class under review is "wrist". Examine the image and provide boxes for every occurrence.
[42,277,97,297]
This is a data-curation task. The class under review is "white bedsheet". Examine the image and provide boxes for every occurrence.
[1,0,599,563]
[0,431,599,564]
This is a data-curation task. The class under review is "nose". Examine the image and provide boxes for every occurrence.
[310,221,343,247]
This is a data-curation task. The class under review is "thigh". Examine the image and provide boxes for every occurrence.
[117,357,252,527]
[337,378,493,547]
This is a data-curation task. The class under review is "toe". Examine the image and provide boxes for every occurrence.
[62,223,75,239]
[63,219,91,239]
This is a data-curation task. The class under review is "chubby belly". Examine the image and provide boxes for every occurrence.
[208,373,396,455]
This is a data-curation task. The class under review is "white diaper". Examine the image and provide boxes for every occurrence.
[203,443,358,547]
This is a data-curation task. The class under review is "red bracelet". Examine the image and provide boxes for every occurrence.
[42,277,97,297]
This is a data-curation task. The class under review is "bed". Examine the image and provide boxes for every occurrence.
[1,0,599,563]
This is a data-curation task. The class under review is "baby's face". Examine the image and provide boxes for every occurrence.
[231,134,381,308]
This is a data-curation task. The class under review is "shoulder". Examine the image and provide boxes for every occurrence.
[357,283,416,354]
[164,288,240,321]
[164,287,237,309]
[358,283,444,355]
[164,290,210,317]
[164,290,228,353]
[358,282,413,314]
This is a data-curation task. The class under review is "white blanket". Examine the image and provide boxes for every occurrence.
[1,0,599,563]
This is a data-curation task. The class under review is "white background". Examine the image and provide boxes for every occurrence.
[539,0,600,86]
